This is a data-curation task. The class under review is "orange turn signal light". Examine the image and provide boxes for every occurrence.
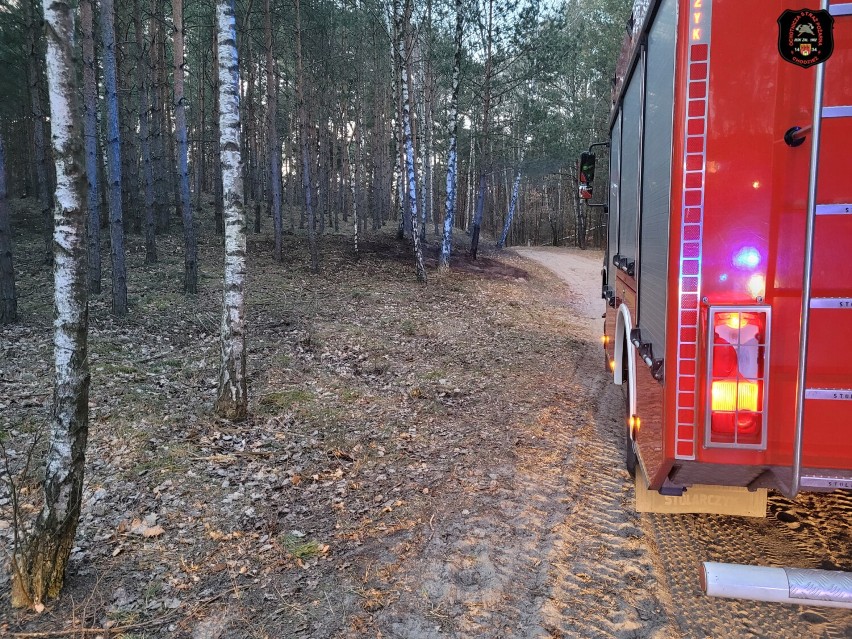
[711,380,758,412]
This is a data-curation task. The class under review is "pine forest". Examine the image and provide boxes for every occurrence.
[0,0,639,633]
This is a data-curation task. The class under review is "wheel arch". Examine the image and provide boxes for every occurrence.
[615,303,636,416]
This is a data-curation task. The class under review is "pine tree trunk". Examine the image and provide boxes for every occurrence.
[264,0,283,261]
[81,0,102,291]
[214,0,248,422]
[212,15,225,236]
[242,21,255,211]
[117,31,140,236]
[135,0,157,263]
[149,0,167,232]
[195,48,206,212]
[354,111,365,238]
[0,134,17,324]
[25,0,53,264]
[295,0,318,273]
[465,125,475,231]
[12,0,89,606]
[470,0,494,259]
[100,0,129,315]
[318,111,328,237]
[333,117,342,233]
[397,0,426,283]
[164,61,179,230]
[348,118,360,257]
[173,0,198,293]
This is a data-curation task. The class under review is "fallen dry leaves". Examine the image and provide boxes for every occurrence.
[0,200,574,637]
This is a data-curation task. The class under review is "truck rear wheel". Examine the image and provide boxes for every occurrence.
[623,339,637,478]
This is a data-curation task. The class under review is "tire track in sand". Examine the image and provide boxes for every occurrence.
[357,336,676,639]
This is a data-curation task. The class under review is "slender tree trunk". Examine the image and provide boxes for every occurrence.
[0,134,17,324]
[135,0,157,263]
[439,0,462,271]
[424,0,435,239]
[242,17,255,211]
[12,0,89,606]
[195,47,206,212]
[288,111,297,232]
[81,0,102,291]
[348,117,360,257]
[341,112,354,243]
[498,152,524,249]
[117,34,140,236]
[100,0,129,316]
[332,117,342,232]
[212,15,225,235]
[397,0,426,283]
[470,0,494,259]
[413,41,426,244]
[172,0,198,293]
[215,0,247,422]
[464,125,475,231]
[317,114,328,237]
[164,55,179,230]
[264,0,282,261]
[354,110,365,237]
[149,0,166,232]
[388,7,406,240]
[25,0,52,263]
[295,0,318,273]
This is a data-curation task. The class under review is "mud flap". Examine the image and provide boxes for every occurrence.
[635,469,767,517]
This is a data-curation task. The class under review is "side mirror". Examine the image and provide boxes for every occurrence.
[578,152,596,200]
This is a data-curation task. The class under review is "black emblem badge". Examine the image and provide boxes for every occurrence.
[778,8,834,67]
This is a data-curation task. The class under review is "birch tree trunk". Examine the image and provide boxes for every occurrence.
[439,0,463,272]
[387,4,406,240]
[12,0,89,606]
[396,0,426,283]
[81,0,102,291]
[0,134,17,324]
[497,151,524,249]
[264,0,283,261]
[100,0,129,315]
[412,41,425,244]
[424,0,435,238]
[135,0,157,263]
[173,0,198,293]
[214,0,248,422]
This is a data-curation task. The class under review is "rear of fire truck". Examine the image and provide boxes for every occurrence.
[593,0,852,517]
[588,0,852,609]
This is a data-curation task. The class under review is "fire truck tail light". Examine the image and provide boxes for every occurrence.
[706,308,770,448]
[711,380,759,412]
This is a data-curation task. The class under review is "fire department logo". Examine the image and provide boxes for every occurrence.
[778,8,834,67]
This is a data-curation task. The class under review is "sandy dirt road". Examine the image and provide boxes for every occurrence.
[359,247,852,639]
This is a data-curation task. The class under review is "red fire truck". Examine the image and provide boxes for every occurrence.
[585,0,852,515]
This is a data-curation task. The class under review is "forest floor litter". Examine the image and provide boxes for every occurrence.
[1,202,851,638]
